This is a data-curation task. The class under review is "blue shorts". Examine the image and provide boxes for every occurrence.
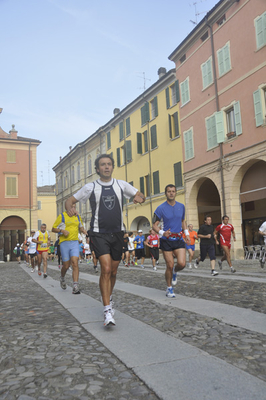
[60,240,79,262]
[186,244,195,251]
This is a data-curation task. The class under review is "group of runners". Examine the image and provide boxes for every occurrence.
[18,153,240,327]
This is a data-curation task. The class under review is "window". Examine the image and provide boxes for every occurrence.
[140,175,150,197]
[201,31,209,42]
[174,162,183,188]
[38,219,42,230]
[166,81,179,109]
[58,176,63,193]
[255,12,266,50]
[71,166,75,185]
[88,156,92,176]
[183,128,194,161]
[117,141,132,167]
[126,117,131,137]
[143,131,148,153]
[77,162,80,181]
[168,112,179,139]
[217,42,231,77]
[180,77,190,106]
[206,101,242,147]
[253,86,266,127]
[7,150,16,163]
[151,96,158,119]
[201,57,213,89]
[180,54,186,64]
[119,121,124,141]
[38,201,42,210]
[137,132,142,154]
[5,175,17,197]
[141,102,150,125]
[153,171,160,195]
[106,131,111,149]
[64,172,69,189]
[217,14,226,26]
[150,125,157,150]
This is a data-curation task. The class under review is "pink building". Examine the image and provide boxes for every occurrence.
[0,123,40,261]
[169,0,266,258]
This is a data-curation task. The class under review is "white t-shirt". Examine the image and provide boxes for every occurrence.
[83,243,91,255]
[128,236,135,251]
[27,237,37,254]
[259,221,266,244]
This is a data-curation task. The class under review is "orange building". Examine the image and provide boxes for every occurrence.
[0,123,40,261]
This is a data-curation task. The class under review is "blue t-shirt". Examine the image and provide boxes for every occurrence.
[154,201,185,241]
[134,235,145,249]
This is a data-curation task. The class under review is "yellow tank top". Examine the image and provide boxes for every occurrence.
[37,231,49,251]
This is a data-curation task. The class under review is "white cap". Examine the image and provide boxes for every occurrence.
[138,230,143,233]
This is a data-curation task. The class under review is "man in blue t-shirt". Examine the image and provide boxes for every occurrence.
[133,230,145,268]
[153,184,190,298]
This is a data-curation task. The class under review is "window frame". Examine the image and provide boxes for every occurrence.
[5,174,18,197]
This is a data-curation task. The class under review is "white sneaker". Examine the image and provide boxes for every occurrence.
[211,270,219,276]
[172,272,177,286]
[153,266,157,271]
[60,276,67,290]
[166,287,176,298]
[188,263,192,269]
[104,310,115,326]
[31,268,34,273]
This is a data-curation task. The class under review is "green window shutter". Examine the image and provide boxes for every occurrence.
[181,79,189,105]
[207,59,213,86]
[146,174,150,197]
[184,129,193,160]
[141,106,145,125]
[144,130,148,153]
[215,111,225,143]
[125,140,132,162]
[140,177,145,195]
[116,148,121,167]
[174,162,183,188]
[129,181,134,202]
[119,122,124,141]
[165,87,170,109]
[126,117,131,136]
[224,44,231,73]
[255,13,266,49]
[145,102,150,123]
[168,114,172,139]
[253,89,263,127]
[206,115,217,149]
[175,80,180,103]
[234,101,242,136]
[154,96,158,117]
[202,62,208,89]
[137,132,143,154]
[173,112,179,138]
[153,171,160,195]
[150,125,157,149]
[106,131,111,149]
[217,49,224,77]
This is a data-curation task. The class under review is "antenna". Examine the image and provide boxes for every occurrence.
[137,72,151,92]
[40,171,44,186]
[189,1,208,25]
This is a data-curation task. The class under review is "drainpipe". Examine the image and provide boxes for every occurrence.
[29,141,32,233]
[122,120,129,230]
[206,18,226,216]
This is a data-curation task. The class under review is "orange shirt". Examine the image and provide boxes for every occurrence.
[183,230,198,245]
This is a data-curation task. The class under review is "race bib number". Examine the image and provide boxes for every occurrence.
[152,240,158,245]
[40,243,47,248]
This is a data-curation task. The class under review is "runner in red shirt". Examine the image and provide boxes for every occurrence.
[214,215,236,273]
[144,229,160,271]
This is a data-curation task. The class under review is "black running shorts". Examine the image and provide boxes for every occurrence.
[89,232,124,261]
[160,239,186,252]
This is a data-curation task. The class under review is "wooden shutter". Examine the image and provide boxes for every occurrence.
[234,101,242,136]
[168,114,172,139]
[253,90,263,127]
[175,80,180,103]
[116,148,121,167]
[126,117,131,136]
[144,131,148,153]
[137,132,142,154]
[173,112,179,137]
[154,96,158,117]
[150,125,157,149]
[174,162,183,188]
[125,140,132,162]
[140,177,145,195]
[119,122,124,141]
[215,111,225,143]
[165,87,170,109]
[153,170,160,194]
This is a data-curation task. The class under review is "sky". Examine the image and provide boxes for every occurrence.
[0,0,219,186]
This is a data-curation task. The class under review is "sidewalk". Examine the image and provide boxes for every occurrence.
[1,262,266,400]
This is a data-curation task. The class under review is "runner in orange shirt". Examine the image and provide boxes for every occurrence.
[183,224,198,269]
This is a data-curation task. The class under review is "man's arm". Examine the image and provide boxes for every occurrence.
[182,220,190,244]
[152,219,171,238]
[65,195,78,216]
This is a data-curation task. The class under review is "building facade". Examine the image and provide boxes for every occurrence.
[37,185,57,243]
[0,124,40,261]
[169,0,266,259]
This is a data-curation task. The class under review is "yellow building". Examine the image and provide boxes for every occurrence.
[37,185,57,243]
[103,68,184,233]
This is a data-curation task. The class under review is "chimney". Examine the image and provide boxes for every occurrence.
[60,156,62,161]
[9,124,18,139]
[113,108,120,116]
[69,146,72,151]
[158,67,167,79]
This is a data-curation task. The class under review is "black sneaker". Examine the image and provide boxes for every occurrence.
[43,273,48,278]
